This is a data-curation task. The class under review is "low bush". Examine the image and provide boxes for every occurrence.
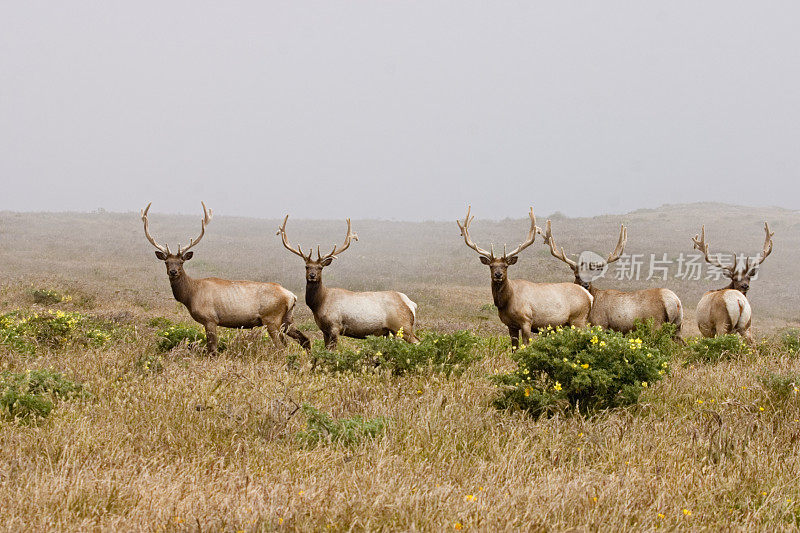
[0,310,114,354]
[0,369,86,421]
[295,404,386,448]
[154,321,230,353]
[685,334,750,364]
[493,325,670,416]
[30,288,69,306]
[626,319,683,358]
[136,353,165,374]
[759,372,800,403]
[776,328,800,354]
[312,330,481,376]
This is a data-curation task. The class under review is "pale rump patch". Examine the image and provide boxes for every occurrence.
[724,291,751,331]
[398,292,417,320]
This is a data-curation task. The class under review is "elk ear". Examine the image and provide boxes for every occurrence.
[506,256,518,265]
[155,251,167,260]
[320,257,334,267]
[182,251,194,261]
[479,256,491,265]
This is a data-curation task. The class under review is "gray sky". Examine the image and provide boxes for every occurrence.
[1,2,798,220]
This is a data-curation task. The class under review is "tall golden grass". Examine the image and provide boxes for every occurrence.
[1,282,800,531]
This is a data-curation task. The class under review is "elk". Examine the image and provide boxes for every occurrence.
[457,206,593,348]
[691,222,773,344]
[142,202,310,354]
[277,216,419,351]
[541,221,683,335]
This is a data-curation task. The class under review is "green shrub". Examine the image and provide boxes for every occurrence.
[155,321,229,352]
[777,328,800,354]
[759,372,800,402]
[0,310,114,354]
[296,404,386,448]
[312,330,481,376]
[626,319,682,358]
[136,353,165,374]
[493,325,670,416]
[0,369,86,421]
[30,288,69,306]
[147,316,173,329]
[685,334,750,364]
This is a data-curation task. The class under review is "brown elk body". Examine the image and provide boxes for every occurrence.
[457,207,593,349]
[691,223,773,345]
[142,203,310,354]
[277,216,419,353]
[541,221,683,335]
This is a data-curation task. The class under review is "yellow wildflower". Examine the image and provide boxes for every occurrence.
[554,382,562,391]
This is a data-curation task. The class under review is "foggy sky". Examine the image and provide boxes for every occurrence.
[1,2,798,221]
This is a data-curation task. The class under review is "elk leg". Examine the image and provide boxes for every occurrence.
[508,327,520,349]
[285,325,311,352]
[204,323,219,355]
[520,324,533,347]
[266,324,286,350]
[741,328,756,347]
[323,329,338,351]
[715,322,732,337]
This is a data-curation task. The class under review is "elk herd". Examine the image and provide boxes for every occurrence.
[141,202,774,355]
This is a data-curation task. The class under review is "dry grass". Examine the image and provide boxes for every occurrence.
[2,204,800,531]
[2,285,800,531]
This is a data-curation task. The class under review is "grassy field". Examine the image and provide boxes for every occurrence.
[1,203,800,531]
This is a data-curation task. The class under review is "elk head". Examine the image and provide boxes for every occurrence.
[142,202,212,280]
[277,215,358,283]
[457,206,538,283]
[541,220,627,290]
[691,222,773,295]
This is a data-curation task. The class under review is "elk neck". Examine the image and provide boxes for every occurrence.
[491,278,513,310]
[305,280,328,313]
[169,271,197,307]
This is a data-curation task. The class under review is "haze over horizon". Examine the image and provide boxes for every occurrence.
[2,2,798,221]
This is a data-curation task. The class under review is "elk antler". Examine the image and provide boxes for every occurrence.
[541,219,578,271]
[605,225,627,264]
[141,202,171,255]
[457,206,494,259]
[504,207,538,258]
[746,221,774,270]
[318,219,359,261]
[177,202,213,255]
[691,225,735,275]
[276,215,312,261]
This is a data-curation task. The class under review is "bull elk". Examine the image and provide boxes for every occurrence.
[457,206,593,348]
[541,221,683,335]
[142,202,310,354]
[691,222,773,344]
[277,216,419,351]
